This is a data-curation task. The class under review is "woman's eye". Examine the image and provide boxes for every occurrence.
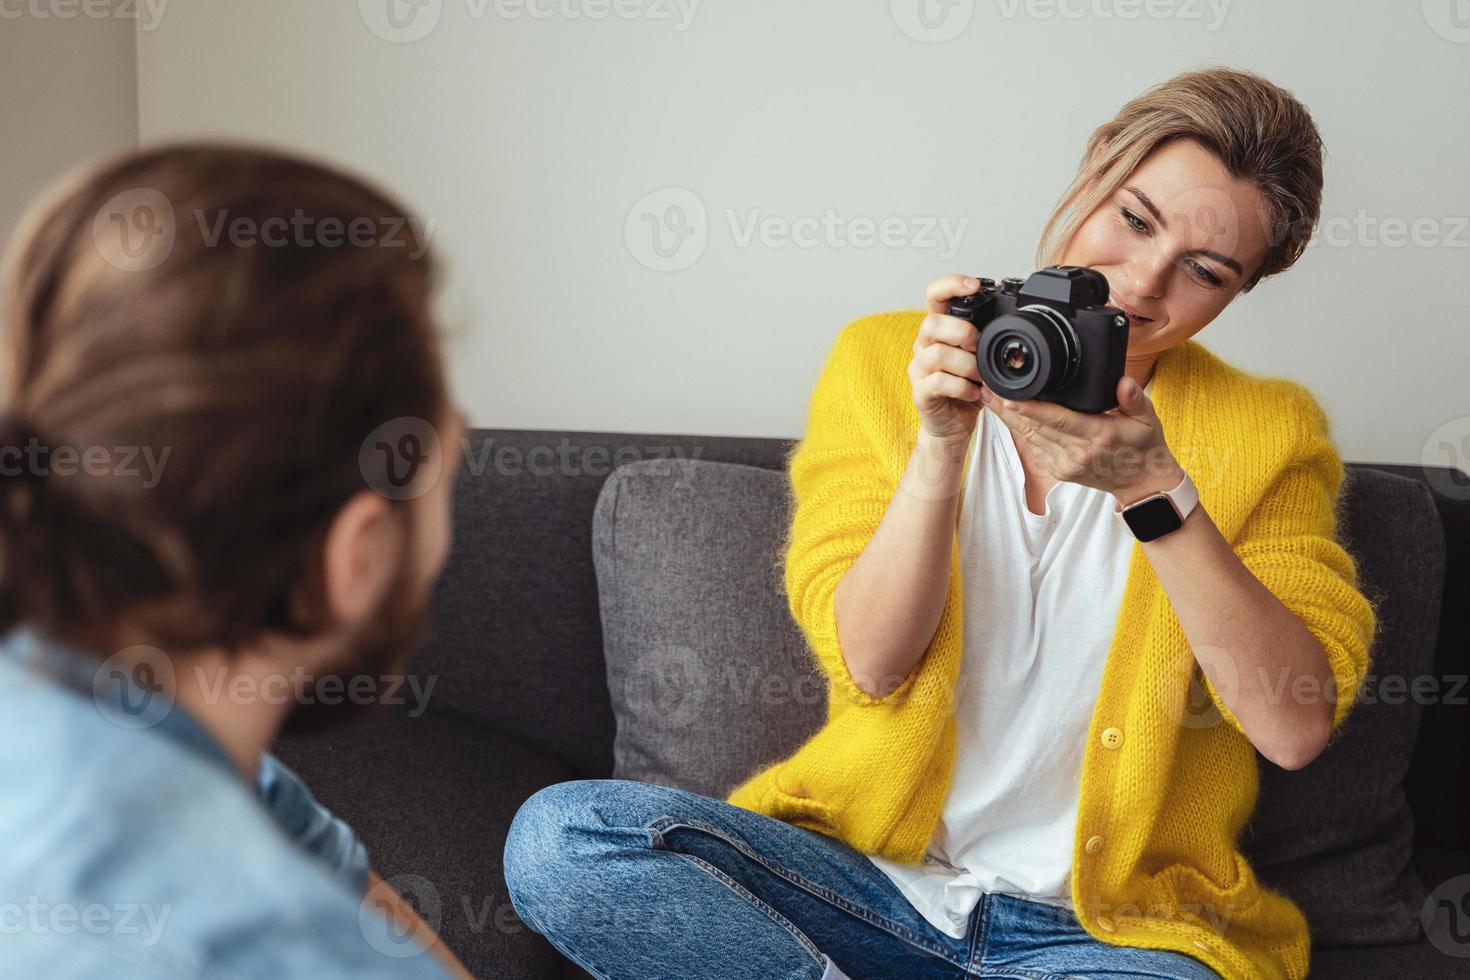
[1186,259,1223,286]
[1120,207,1148,234]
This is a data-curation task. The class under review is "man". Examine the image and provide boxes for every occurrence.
[0,143,472,978]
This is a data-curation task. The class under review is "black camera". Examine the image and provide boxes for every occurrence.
[945,265,1130,414]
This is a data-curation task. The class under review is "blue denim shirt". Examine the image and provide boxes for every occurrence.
[0,625,450,978]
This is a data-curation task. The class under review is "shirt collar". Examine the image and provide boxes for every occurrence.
[0,623,239,777]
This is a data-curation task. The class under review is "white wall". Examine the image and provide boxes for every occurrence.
[0,8,139,246]
[108,2,1470,469]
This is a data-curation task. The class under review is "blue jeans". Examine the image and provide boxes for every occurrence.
[503,778,1222,980]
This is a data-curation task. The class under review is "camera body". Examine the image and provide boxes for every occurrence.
[945,265,1130,414]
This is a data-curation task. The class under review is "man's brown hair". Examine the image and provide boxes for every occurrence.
[0,143,448,655]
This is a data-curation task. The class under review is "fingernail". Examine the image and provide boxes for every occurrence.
[980,388,993,402]
[964,277,978,289]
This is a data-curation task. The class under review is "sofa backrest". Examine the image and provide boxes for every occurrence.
[417,428,1470,851]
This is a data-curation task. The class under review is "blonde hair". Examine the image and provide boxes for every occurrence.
[1035,66,1323,293]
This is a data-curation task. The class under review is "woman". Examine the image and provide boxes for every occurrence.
[503,66,1375,980]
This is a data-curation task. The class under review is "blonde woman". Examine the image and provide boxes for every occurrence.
[504,66,1374,980]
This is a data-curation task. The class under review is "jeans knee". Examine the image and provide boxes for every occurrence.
[505,780,590,907]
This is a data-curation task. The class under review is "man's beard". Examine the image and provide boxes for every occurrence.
[278,561,433,736]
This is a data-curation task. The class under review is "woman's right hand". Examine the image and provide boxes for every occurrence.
[909,274,987,445]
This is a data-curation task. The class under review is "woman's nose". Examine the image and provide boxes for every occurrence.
[1128,251,1170,299]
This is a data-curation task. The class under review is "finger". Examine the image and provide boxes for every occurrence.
[924,371,984,404]
[989,399,1088,451]
[997,397,1095,438]
[919,342,983,383]
[922,313,981,352]
[925,275,983,315]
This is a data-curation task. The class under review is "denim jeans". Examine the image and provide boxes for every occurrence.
[503,778,1222,980]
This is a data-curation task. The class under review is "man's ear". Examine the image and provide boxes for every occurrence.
[314,490,402,629]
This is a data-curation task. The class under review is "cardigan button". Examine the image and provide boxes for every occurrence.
[1101,727,1124,749]
[1096,915,1117,933]
[1085,835,1105,854]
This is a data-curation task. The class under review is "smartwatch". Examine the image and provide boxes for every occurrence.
[1115,470,1198,542]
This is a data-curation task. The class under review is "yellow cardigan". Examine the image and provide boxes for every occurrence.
[725,310,1377,980]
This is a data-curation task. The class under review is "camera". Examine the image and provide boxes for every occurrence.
[945,265,1130,414]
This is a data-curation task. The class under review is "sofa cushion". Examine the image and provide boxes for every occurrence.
[272,706,582,980]
[1239,466,1444,945]
[594,458,1444,949]
[591,458,826,799]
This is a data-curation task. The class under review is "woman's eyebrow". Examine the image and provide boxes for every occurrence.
[1124,185,1245,276]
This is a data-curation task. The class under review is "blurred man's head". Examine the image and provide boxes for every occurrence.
[0,143,464,737]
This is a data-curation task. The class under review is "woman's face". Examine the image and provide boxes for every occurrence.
[1057,137,1273,359]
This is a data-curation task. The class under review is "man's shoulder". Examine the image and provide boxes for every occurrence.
[0,657,442,977]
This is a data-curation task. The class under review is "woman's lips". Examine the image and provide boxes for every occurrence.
[1109,292,1154,326]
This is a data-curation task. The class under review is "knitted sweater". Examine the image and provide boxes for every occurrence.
[725,311,1378,980]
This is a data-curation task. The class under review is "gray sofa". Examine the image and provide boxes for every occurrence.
[275,428,1470,979]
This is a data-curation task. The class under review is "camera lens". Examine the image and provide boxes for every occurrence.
[999,339,1030,373]
[977,305,1079,401]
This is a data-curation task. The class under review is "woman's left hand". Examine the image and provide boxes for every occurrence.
[982,374,1185,502]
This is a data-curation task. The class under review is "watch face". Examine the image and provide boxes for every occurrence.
[1122,495,1183,542]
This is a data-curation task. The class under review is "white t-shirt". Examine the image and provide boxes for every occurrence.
[867,378,1150,940]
